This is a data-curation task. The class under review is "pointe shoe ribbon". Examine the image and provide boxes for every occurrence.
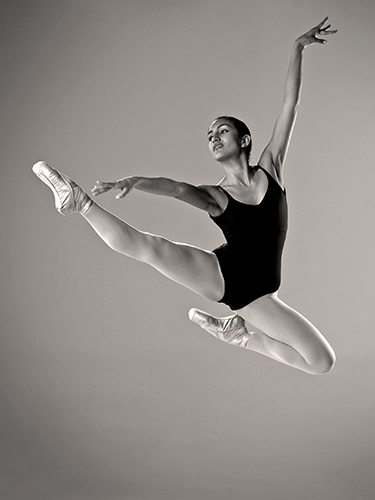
[188,308,252,349]
[32,161,92,215]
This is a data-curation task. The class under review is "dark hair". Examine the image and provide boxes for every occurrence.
[214,116,252,162]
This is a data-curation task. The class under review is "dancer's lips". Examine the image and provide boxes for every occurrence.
[213,143,223,151]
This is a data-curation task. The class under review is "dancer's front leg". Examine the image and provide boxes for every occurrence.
[33,162,225,302]
[82,203,225,300]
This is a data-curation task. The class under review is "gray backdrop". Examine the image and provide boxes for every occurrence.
[1,0,375,499]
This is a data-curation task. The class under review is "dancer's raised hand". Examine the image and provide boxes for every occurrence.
[296,17,337,48]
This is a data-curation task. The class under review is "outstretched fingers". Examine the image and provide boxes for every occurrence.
[91,180,119,196]
[115,186,131,199]
[91,178,135,199]
[314,17,338,43]
[317,16,329,29]
[297,17,337,47]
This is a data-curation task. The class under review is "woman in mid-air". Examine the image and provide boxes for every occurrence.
[33,18,337,375]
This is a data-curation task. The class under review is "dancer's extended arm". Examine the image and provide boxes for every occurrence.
[92,175,225,216]
[259,17,337,183]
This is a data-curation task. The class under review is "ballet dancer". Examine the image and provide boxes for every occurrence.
[33,18,337,375]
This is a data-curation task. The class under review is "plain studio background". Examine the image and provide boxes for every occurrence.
[1,1,374,499]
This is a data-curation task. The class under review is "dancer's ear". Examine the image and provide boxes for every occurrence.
[241,135,251,147]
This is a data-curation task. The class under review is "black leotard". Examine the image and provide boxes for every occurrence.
[210,166,288,310]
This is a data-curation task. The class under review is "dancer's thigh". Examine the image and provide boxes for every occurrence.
[143,234,225,301]
[84,203,225,301]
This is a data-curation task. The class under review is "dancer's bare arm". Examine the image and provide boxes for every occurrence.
[91,176,226,216]
[259,17,337,184]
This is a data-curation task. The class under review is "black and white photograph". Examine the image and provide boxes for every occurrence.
[1,1,374,499]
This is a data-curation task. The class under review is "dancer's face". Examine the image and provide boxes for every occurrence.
[207,118,242,161]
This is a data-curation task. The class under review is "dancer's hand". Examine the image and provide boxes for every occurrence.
[91,176,138,199]
[295,17,337,48]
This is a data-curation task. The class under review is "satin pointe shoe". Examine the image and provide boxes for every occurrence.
[32,161,92,215]
[188,308,252,349]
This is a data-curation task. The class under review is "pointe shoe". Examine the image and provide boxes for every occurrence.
[188,308,252,348]
[32,161,92,215]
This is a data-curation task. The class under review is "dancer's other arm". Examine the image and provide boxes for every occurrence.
[258,17,337,184]
[91,176,225,216]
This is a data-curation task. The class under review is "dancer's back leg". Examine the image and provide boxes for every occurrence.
[190,297,335,374]
[237,294,336,374]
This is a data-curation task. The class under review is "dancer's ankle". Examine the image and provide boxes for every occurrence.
[79,196,93,215]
